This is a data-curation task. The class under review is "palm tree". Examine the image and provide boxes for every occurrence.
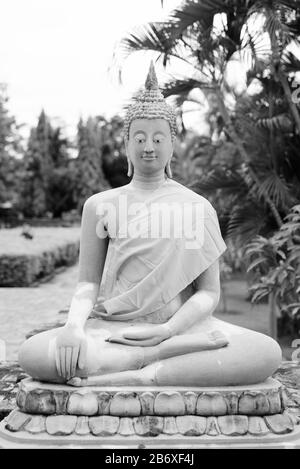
[114,0,300,229]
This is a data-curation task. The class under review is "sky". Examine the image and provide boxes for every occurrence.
[2,1,299,142]
[0,0,183,138]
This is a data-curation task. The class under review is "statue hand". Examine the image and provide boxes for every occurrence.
[55,324,87,380]
[107,323,172,347]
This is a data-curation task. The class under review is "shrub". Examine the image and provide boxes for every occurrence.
[0,227,80,286]
[246,205,300,336]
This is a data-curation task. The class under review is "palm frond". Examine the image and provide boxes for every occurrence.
[226,203,267,244]
[256,172,294,209]
[162,77,210,98]
[256,113,293,132]
[169,0,226,32]
[241,26,271,68]
[247,1,298,51]
[114,22,182,76]
[190,168,245,193]
[281,50,300,73]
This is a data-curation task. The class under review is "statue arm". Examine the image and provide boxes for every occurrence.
[54,195,109,379]
[165,259,221,336]
[66,195,109,329]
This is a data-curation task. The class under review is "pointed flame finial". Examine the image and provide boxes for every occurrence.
[145,60,159,90]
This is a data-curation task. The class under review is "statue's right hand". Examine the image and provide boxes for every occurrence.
[55,324,87,380]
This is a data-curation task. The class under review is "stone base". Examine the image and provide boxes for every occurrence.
[0,410,300,448]
[1,377,299,448]
[16,378,284,417]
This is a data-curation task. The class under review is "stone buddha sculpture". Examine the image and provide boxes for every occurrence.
[19,62,282,388]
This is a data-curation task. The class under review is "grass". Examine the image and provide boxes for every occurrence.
[0,226,81,256]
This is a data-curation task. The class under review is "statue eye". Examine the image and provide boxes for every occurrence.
[154,136,164,144]
[135,135,145,144]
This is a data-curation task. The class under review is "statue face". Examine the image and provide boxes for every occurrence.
[126,118,173,175]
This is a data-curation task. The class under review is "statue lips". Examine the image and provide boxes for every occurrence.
[142,154,157,161]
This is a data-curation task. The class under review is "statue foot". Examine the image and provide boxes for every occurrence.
[207,330,228,348]
[67,364,158,387]
[67,377,88,387]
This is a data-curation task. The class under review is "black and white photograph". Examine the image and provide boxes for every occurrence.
[0,0,300,453]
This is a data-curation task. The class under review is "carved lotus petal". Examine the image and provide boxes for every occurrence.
[52,390,69,414]
[268,391,282,414]
[248,416,269,436]
[238,392,270,415]
[196,393,227,416]
[89,416,119,436]
[25,389,56,415]
[110,392,141,416]
[183,392,197,415]
[75,416,90,435]
[205,416,220,435]
[5,410,31,432]
[140,392,155,415]
[16,389,27,411]
[163,417,178,435]
[154,392,185,416]
[218,415,248,436]
[97,392,111,415]
[176,416,206,436]
[25,415,46,434]
[264,414,294,434]
[118,417,135,436]
[67,391,98,416]
[225,392,239,414]
[46,415,77,436]
[133,416,164,436]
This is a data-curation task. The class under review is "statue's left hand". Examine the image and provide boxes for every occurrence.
[106,324,172,346]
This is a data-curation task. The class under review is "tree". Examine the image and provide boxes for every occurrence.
[21,111,78,218]
[100,115,131,188]
[0,84,24,206]
[21,110,54,217]
[47,127,78,218]
[75,117,110,211]
[115,0,300,230]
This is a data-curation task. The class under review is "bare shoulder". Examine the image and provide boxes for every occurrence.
[83,186,125,211]
[170,180,217,216]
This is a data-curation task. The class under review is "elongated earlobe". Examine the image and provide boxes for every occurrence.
[127,158,133,177]
[166,159,173,178]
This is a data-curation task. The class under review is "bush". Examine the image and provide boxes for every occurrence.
[0,227,80,286]
[246,205,300,336]
[0,243,79,286]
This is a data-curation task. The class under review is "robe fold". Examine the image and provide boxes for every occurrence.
[92,178,227,321]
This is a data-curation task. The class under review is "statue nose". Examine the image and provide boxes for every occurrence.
[144,138,154,152]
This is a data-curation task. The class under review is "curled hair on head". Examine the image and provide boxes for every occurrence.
[123,61,177,142]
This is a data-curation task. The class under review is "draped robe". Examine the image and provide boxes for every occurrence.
[91,178,227,321]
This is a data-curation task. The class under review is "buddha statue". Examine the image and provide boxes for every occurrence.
[19,62,282,388]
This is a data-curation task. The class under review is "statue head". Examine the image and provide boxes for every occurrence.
[124,61,177,178]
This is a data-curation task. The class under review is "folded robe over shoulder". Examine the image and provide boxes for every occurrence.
[92,178,227,321]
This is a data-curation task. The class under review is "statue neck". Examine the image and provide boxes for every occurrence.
[129,172,168,191]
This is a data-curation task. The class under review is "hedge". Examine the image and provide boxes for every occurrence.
[0,227,80,287]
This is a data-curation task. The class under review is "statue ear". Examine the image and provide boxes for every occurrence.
[166,158,173,178]
[127,158,133,177]
[124,138,133,177]
[124,138,129,156]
